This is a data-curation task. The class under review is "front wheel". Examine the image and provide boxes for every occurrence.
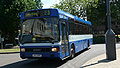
[69,47,75,59]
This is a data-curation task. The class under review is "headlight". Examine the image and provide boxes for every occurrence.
[51,48,59,52]
[20,48,25,52]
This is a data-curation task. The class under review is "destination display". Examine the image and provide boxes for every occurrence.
[24,10,51,18]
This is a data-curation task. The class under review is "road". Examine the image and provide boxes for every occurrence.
[0,44,120,68]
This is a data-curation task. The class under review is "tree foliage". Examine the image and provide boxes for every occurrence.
[53,0,120,34]
[0,0,43,43]
[35,0,43,9]
[53,0,98,20]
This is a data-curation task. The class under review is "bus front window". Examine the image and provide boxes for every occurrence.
[21,18,59,43]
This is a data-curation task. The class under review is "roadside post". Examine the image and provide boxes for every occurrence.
[105,0,116,60]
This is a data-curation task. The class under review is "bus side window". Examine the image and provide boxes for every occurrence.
[69,21,75,35]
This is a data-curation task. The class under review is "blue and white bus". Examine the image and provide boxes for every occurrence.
[19,8,93,60]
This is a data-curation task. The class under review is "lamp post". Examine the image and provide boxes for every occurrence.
[105,0,116,60]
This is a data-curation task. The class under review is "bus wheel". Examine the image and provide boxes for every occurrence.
[69,46,75,59]
[87,40,90,49]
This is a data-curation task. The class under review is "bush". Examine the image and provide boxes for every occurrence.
[93,35,105,44]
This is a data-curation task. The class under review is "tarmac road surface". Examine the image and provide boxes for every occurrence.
[0,44,120,68]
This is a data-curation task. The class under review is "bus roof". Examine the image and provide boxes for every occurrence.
[57,9,92,25]
[20,8,92,25]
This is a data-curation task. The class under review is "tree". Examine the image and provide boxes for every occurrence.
[0,0,43,44]
[53,0,120,34]
[35,0,43,9]
[52,0,98,21]
[110,0,120,34]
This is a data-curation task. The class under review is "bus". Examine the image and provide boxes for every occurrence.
[19,8,93,60]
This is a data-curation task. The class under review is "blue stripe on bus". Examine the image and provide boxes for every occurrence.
[69,38,93,53]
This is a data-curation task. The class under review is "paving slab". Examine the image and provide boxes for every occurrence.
[81,49,120,68]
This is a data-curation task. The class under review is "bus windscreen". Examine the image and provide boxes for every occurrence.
[21,18,59,43]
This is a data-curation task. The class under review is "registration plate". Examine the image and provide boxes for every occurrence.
[32,54,42,57]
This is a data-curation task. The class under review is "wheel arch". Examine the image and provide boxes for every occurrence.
[70,43,75,52]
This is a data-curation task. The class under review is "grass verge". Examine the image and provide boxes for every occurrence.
[0,48,20,53]
[116,35,120,38]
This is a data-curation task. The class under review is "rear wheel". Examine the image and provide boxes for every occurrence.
[88,40,90,47]
[87,40,90,49]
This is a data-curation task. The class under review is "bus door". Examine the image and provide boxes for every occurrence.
[61,21,69,57]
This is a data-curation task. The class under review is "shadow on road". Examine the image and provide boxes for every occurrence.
[0,59,68,68]
[80,59,113,68]
[0,48,89,68]
[74,48,90,58]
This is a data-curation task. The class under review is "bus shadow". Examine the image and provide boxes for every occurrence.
[1,48,90,68]
[75,48,90,57]
[0,59,68,68]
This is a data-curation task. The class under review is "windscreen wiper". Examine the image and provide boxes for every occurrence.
[47,37,55,44]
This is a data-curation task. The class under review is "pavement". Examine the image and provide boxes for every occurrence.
[0,46,20,54]
[81,49,120,68]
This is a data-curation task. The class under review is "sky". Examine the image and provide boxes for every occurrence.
[41,0,60,8]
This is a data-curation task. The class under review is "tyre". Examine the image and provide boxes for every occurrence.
[69,45,75,59]
[87,40,90,49]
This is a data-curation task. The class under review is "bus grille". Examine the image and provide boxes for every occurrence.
[25,48,51,52]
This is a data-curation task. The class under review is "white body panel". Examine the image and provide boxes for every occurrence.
[69,34,93,42]
[20,42,61,46]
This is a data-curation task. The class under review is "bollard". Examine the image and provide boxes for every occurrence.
[105,29,116,60]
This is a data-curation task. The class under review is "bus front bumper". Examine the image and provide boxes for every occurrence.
[20,52,61,59]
